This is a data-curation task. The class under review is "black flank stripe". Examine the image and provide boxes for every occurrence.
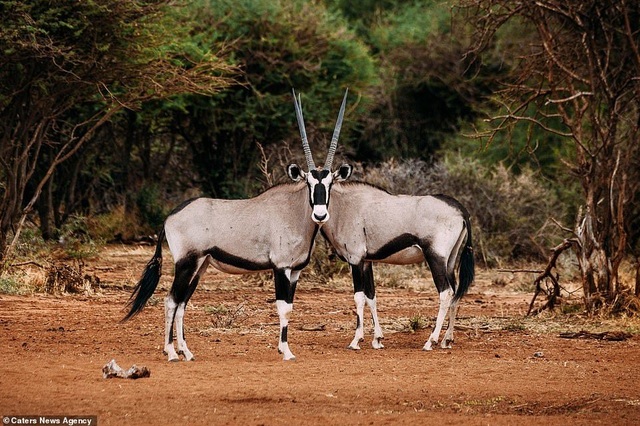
[204,247,271,271]
[367,233,420,261]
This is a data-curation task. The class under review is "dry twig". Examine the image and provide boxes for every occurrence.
[528,239,576,315]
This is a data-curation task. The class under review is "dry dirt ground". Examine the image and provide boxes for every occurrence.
[1,245,640,425]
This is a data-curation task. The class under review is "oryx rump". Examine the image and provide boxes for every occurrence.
[321,182,475,351]
[123,89,352,361]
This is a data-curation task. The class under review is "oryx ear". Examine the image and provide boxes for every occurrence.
[287,164,305,182]
[334,164,353,182]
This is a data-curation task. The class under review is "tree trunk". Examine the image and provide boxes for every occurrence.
[635,257,640,297]
[575,206,620,313]
[36,177,55,240]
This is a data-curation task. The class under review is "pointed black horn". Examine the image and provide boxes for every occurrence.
[324,88,348,170]
[292,89,316,170]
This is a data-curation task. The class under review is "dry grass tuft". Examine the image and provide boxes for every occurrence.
[42,261,101,295]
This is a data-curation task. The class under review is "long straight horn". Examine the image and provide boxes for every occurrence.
[324,88,348,170]
[292,89,316,170]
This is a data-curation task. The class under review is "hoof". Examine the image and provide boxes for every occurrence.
[178,349,195,361]
[282,351,296,361]
[348,336,363,350]
[422,340,435,351]
[372,337,384,349]
[441,339,453,349]
[165,349,180,362]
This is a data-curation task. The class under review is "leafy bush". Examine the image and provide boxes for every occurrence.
[329,0,496,163]
[0,276,25,295]
[58,216,101,259]
[136,184,168,232]
[169,0,378,198]
[362,156,566,265]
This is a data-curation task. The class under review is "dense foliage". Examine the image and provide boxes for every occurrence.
[0,0,233,256]
[3,0,638,294]
[462,0,640,307]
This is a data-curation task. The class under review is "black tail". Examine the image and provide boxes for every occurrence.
[122,228,165,321]
[454,218,475,302]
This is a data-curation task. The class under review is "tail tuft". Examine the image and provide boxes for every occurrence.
[122,229,165,321]
[454,219,475,301]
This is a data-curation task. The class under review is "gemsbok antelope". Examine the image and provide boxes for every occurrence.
[123,89,352,361]
[320,180,475,351]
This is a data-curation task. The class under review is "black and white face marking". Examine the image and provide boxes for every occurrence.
[307,169,333,223]
[287,163,352,225]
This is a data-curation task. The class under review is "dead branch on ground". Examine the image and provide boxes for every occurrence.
[559,330,632,341]
[527,239,576,315]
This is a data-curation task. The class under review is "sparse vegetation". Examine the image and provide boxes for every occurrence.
[42,261,100,295]
[0,275,27,295]
[58,216,101,260]
[408,314,428,332]
[205,303,247,329]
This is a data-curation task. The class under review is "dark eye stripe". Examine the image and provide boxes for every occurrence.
[310,169,330,180]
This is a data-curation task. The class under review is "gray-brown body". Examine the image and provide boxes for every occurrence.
[321,181,474,351]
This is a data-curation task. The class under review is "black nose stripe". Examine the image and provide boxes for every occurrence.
[313,184,327,205]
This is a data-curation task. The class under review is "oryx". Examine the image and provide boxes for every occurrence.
[320,180,475,351]
[123,89,352,361]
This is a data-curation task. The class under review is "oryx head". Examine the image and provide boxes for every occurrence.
[287,89,353,224]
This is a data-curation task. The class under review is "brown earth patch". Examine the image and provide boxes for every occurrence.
[1,245,639,425]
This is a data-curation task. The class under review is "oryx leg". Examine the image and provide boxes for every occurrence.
[348,264,365,350]
[423,286,453,351]
[348,262,384,350]
[164,297,179,361]
[175,257,209,361]
[363,262,384,349]
[423,256,454,351]
[441,299,458,349]
[274,268,300,361]
[165,253,207,361]
[441,228,467,348]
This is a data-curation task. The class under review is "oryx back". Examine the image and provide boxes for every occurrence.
[164,182,314,274]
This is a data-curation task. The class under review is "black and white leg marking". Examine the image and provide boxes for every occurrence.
[165,253,208,361]
[348,262,384,350]
[441,299,458,349]
[274,268,300,360]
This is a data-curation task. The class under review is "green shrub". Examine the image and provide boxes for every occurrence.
[136,184,167,231]
[171,0,378,198]
[0,276,25,295]
[58,215,101,259]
